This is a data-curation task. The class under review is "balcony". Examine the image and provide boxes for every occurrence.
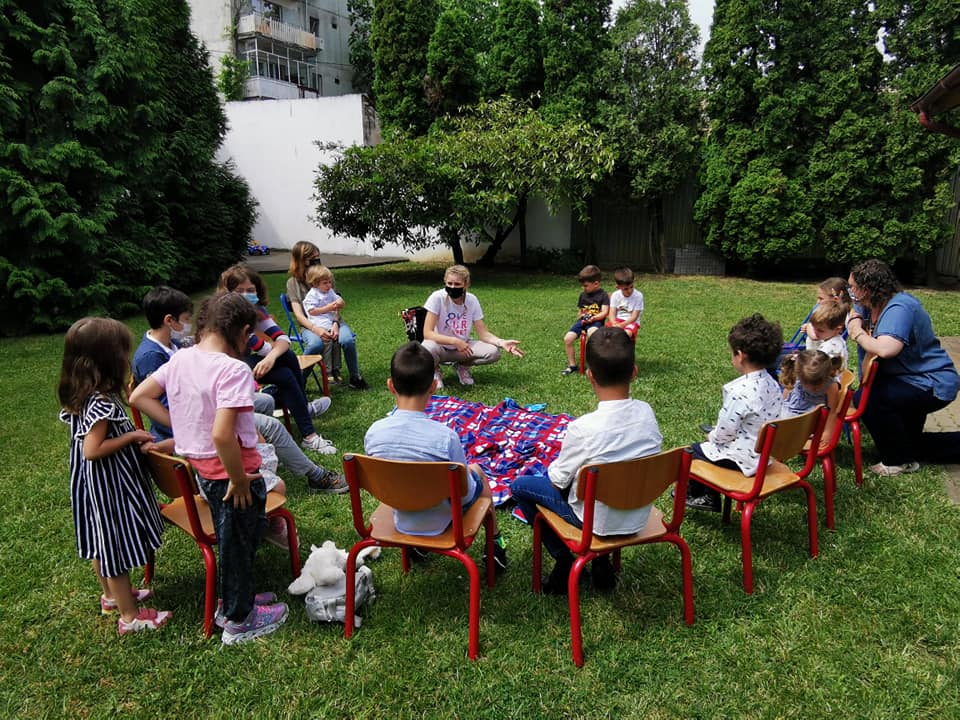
[237,13,320,51]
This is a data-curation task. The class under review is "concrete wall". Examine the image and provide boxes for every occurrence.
[187,0,234,68]
[219,94,572,261]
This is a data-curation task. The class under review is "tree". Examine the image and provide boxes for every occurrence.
[347,0,374,98]
[425,8,481,118]
[372,0,439,136]
[0,0,255,334]
[484,0,543,102]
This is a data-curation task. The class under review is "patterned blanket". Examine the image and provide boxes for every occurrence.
[425,396,572,505]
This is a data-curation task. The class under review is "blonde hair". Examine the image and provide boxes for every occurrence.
[444,265,470,284]
[781,349,835,391]
[810,300,849,331]
[306,264,333,286]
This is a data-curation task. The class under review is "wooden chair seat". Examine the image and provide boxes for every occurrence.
[160,492,289,538]
[367,497,492,550]
[689,459,798,498]
[537,505,667,552]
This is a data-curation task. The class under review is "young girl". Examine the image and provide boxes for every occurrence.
[130,293,289,645]
[58,317,172,635]
[800,277,852,338]
[780,349,841,451]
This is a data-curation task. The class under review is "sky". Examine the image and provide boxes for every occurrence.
[612,0,716,53]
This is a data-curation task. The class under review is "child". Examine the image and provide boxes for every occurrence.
[779,349,841,451]
[803,300,850,371]
[364,341,507,573]
[512,326,663,593]
[58,317,172,635]
[606,266,643,339]
[130,293,289,645]
[562,265,610,375]
[302,264,368,390]
[687,314,784,512]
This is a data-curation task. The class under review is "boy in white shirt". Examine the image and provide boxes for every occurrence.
[606,266,643,339]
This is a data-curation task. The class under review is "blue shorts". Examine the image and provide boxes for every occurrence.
[463,468,485,509]
[568,318,604,336]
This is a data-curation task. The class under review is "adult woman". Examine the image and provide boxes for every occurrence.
[846,259,960,475]
[286,242,368,389]
[218,264,335,453]
[421,264,524,388]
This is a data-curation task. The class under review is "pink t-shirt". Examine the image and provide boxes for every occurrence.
[150,347,260,478]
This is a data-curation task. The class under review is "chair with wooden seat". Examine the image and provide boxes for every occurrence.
[844,354,879,488]
[808,368,856,530]
[687,406,828,594]
[340,453,497,660]
[143,450,301,637]
[531,447,695,667]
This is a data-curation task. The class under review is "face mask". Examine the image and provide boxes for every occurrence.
[445,286,465,299]
[241,292,259,305]
[170,322,192,344]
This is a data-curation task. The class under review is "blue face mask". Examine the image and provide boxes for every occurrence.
[241,292,259,305]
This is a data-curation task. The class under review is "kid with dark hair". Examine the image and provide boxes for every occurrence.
[686,314,784,512]
[512,327,663,593]
[562,265,610,375]
[606,267,643,339]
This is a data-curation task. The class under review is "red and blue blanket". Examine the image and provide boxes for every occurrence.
[425,396,572,505]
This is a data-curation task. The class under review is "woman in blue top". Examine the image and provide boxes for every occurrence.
[846,259,960,476]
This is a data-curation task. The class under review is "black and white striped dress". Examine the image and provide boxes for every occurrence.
[60,394,165,578]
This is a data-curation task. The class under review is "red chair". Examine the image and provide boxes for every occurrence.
[809,369,856,530]
[143,451,301,637]
[341,454,497,660]
[687,406,828,594]
[844,354,879,488]
[532,447,694,667]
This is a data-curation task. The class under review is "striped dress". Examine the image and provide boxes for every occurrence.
[60,394,164,578]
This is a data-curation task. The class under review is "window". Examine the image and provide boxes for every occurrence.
[331,16,338,29]
[309,16,319,35]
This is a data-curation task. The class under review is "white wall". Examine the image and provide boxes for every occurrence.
[187,0,234,68]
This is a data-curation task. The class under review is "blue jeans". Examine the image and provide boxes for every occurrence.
[246,349,315,437]
[198,476,268,623]
[510,474,580,563]
[302,323,362,379]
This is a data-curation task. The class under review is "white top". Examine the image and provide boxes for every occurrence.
[700,370,784,476]
[609,289,644,323]
[423,289,484,345]
[548,398,662,535]
[806,334,849,370]
[302,286,340,331]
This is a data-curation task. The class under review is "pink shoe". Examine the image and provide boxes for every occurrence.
[117,607,172,635]
[455,363,474,386]
[214,592,279,629]
[101,587,155,615]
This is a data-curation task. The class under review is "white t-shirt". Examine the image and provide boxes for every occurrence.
[806,334,849,370]
[423,289,484,344]
[303,286,340,331]
[609,289,644,323]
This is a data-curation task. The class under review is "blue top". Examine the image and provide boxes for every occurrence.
[872,292,959,403]
[783,379,834,417]
[364,409,478,536]
[131,332,179,441]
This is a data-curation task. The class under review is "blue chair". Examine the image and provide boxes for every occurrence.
[278,293,329,397]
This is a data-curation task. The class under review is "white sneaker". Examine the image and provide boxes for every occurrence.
[301,434,337,455]
[308,397,331,418]
[455,364,474,386]
[434,368,444,390]
[868,461,920,476]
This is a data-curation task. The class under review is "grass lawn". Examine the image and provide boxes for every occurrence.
[1,262,959,719]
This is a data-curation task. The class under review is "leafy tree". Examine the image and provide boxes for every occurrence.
[372,0,439,136]
[540,0,611,123]
[0,0,255,334]
[347,0,374,97]
[217,54,249,101]
[425,8,481,118]
[484,0,543,102]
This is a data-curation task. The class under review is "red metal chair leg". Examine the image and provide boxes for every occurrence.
[578,332,587,375]
[201,544,218,638]
[463,552,481,660]
[821,453,836,531]
[851,420,864,487]
[800,480,819,558]
[740,501,756,594]
[568,555,590,667]
[671,535,695,625]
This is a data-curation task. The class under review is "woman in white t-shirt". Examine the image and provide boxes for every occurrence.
[421,265,524,388]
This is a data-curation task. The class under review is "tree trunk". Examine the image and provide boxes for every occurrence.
[478,201,524,265]
[448,236,464,265]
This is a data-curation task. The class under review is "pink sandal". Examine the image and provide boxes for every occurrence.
[118,607,172,635]
[100,587,154,614]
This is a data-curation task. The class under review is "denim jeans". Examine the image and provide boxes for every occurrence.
[510,474,580,563]
[246,349,315,437]
[197,475,268,623]
[302,324,361,380]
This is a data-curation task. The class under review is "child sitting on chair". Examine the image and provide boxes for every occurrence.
[606,266,643,340]
[780,349,841,452]
[687,314,784,513]
[302,264,368,390]
[512,326,662,594]
[364,341,507,573]
[803,300,850,371]
[562,265,609,375]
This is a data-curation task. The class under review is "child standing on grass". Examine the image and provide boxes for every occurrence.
[687,314,784,512]
[562,265,610,375]
[130,293,289,645]
[58,317,171,635]
[606,266,643,339]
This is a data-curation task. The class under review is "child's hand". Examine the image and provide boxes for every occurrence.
[223,472,259,509]
[127,430,155,446]
[252,356,275,379]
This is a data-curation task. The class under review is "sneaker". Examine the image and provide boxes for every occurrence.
[433,369,444,390]
[869,461,920,476]
[699,423,715,434]
[685,492,721,513]
[407,547,431,564]
[482,544,508,578]
[308,397,332,418]
[561,364,578,376]
[348,376,370,390]
[221,602,288,645]
[540,561,590,596]
[455,364,475,386]
[101,587,155,614]
[214,592,278,629]
[301,434,337,455]
[307,468,349,494]
[117,607,172,635]
[329,374,342,385]
[591,555,617,592]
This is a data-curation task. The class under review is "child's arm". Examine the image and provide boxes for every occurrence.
[819,385,841,451]
[140,437,176,455]
[707,397,747,445]
[592,303,610,323]
[213,407,257,509]
[82,420,153,461]
[129,377,172,430]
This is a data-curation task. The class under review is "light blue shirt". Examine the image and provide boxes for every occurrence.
[364,409,478,536]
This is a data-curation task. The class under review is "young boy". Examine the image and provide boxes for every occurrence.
[364,342,507,572]
[687,314,784,512]
[606,266,643,339]
[132,286,346,494]
[562,265,610,375]
[302,264,368,390]
[512,326,662,593]
[804,301,849,371]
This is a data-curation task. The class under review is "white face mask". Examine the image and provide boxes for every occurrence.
[170,322,192,344]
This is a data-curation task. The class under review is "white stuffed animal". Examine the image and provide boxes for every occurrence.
[289,540,381,625]
[288,540,380,595]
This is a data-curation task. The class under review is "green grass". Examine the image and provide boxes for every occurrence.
[2,262,959,719]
